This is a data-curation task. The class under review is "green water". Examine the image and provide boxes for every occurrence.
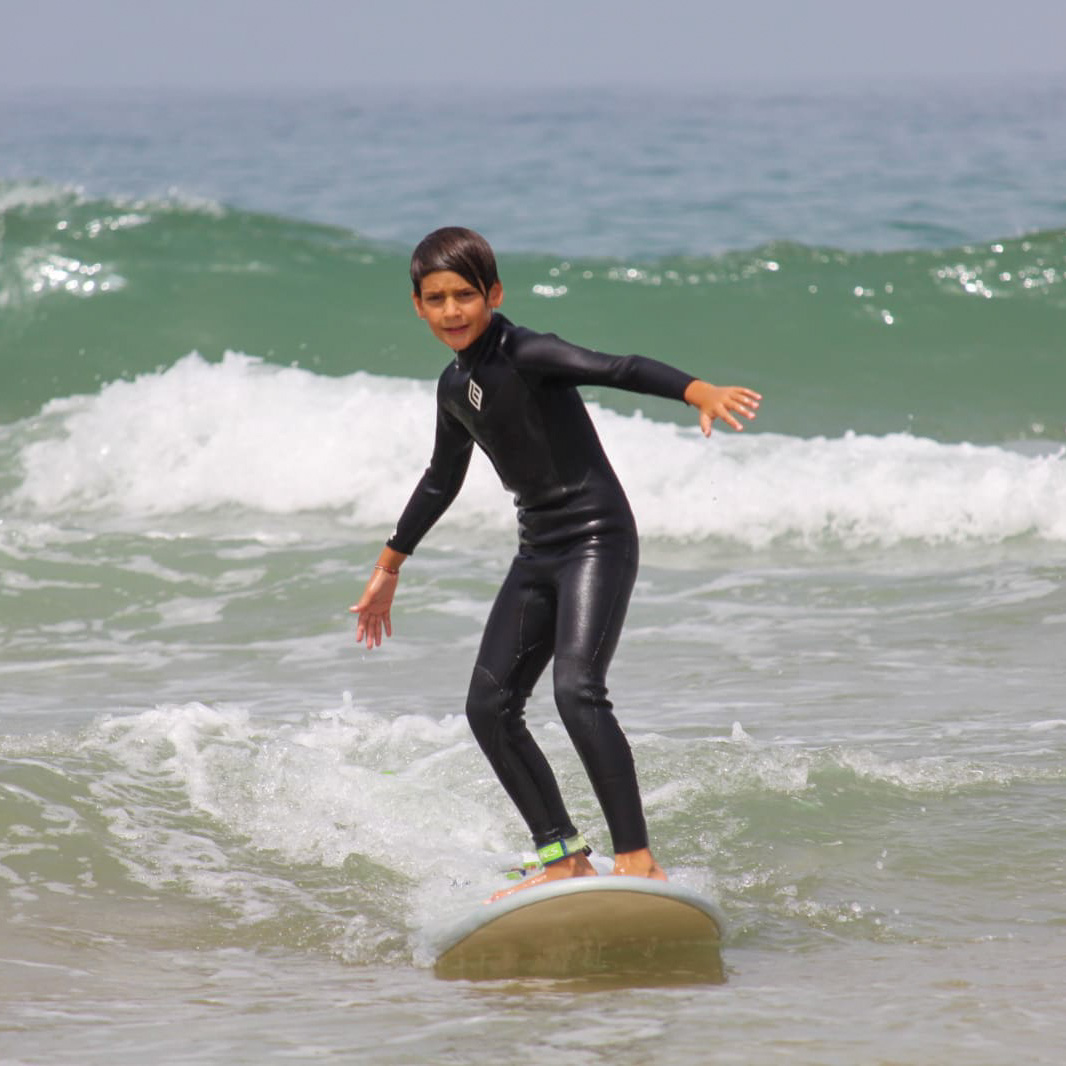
[3,188,1064,442]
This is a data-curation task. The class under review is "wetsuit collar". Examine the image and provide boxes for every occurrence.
[455,312,506,371]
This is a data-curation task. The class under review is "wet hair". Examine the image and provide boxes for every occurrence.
[410,227,499,297]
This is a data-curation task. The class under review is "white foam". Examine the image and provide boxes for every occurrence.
[0,179,224,219]
[8,352,1066,547]
[87,699,521,935]
[829,747,1022,792]
[608,425,1066,547]
[0,179,82,213]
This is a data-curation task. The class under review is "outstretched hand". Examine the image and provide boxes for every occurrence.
[683,381,762,436]
[349,568,398,649]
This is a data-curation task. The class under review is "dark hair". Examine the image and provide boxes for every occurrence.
[410,227,499,296]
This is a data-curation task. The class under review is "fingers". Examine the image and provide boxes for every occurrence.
[359,616,379,648]
[728,387,762,420]
[349,602,370,645]
[718,409,743,432]
[350,604,390,649]
[704,387,762,433]
[703,401,743,434]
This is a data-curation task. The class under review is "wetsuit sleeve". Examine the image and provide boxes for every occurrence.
[386,405,473,555]
[512,330,696,400]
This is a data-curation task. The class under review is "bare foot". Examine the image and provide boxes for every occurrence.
[611,847,668,881]
[486,853,598,903]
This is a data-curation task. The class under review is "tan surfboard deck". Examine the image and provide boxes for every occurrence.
[433,876,725,981]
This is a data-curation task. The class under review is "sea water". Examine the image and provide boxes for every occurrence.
[1,81,1065,1064]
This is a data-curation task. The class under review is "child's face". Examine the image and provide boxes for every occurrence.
[412,270,503,352]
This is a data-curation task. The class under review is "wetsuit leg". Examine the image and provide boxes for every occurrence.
[551,538,647,854]
[466,555,579,849]
[466,536,648,855]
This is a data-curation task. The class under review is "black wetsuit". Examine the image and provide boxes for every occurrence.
[387,313,694,854]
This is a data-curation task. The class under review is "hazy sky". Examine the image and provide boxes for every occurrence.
[5,0,1066,90]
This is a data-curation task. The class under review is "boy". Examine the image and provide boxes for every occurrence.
[351,227,760,900]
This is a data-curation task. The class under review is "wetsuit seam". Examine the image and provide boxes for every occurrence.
[471,662,503,693]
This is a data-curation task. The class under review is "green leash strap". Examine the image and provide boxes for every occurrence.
[536,833,591,866]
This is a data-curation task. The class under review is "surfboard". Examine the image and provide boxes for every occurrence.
[432,876,725,982]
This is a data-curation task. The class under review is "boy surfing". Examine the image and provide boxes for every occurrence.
[351,228,760,901]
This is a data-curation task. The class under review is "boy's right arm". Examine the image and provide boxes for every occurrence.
[350,546,408,649]
[385,405,473,557]
[350,401,472,650]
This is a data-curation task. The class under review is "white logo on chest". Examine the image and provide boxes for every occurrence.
[467,379,483,411]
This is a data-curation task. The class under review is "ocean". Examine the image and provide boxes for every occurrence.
[1,80,1064,1064]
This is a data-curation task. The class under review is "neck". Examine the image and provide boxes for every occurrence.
[456,312,502,368]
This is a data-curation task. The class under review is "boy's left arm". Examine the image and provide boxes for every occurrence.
[516,331,760,431]
[683,380,762,436]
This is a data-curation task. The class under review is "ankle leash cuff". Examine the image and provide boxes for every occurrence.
[537,833,591,866]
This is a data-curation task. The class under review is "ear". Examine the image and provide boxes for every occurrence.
[487,281,504,309]
[411,291,426,319]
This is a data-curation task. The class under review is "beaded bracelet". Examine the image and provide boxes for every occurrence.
[374,564,400,576]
